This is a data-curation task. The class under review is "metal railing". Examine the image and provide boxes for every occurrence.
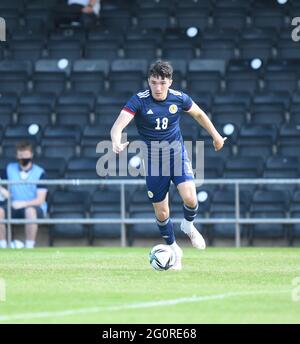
[1,178,300,247]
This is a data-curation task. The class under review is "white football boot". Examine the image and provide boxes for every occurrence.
[169,242,183,271]
[181,219,206,250]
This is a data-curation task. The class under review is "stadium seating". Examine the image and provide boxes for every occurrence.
[49,189,90,246]
[289,190,300,245]
[207,189,251,244]
[248,190,290,245]
[0,0,299,246]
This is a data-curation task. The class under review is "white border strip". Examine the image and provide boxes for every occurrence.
[0,290,289,322]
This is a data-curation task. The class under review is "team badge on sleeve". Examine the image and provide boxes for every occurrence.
[169,104,178,114]
[148,191,154,198]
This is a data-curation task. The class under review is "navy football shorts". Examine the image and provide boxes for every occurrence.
[145,148,194,203]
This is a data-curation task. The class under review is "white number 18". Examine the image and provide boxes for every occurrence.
[155,117,168,130]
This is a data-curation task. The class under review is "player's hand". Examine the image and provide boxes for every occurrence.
[213,136,227,151]
[112,141,129,154]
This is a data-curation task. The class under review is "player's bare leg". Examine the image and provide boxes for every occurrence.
[24,207,38,248]
[153,194,183,270]
[177,181,206,249]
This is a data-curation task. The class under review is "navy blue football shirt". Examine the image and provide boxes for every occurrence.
[123,88,193,147]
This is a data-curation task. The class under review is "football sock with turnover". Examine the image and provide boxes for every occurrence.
[25,240,35,249]
[156,217,175,245]
[182,203,198,234]
[0,240,7,248]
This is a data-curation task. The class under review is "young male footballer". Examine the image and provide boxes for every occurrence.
[111,61,226,270]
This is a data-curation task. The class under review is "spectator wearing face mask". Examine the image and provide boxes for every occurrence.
[0,141,48,249]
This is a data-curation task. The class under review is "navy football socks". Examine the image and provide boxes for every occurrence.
[183,203,198,222]
[156,217,175,245]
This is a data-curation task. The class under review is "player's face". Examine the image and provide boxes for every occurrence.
[148,76,172,101]
[16,149,33,169]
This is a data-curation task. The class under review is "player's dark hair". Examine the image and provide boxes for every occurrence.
[16,141,33,153]
[148,60,173,80]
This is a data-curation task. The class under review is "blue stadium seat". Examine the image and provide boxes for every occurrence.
[263,63,298,93]
[136,0,173,10]
[0,10,20,34]
[90,188,121,213]
[47,39,82,61]
[239,37,274,60]
[41,125,81,160]
[176,8,209,31]
[264,156,299,178]
[252,5,287,28]
[208,189,250,242]
[237,124,277,159]
[252,91,290,109]
[0,157,12,178]
[226,60,260,93]
[162,40,196,60]
[66,157,98,179]
[204,157,225,178]
[224,156,264,178]
[136,9,171,30]
[109,59,147,93]
[101,9,132,29]
[81,125,109,158]
[59,92,95,110]
[200,39,236,59]
[213,8,246,31]
[212,110,246,127]
[24,0,56,32]
[186,70,221,93]
[0,61,31,95]
[17,104,52,129]
[71,60,109,94]
[277,40,300,59]
[250,104,285,127]
[278,124,300,157]
[129,211,156,244]
[124,40,158,60]
[49,212,88,246]
[128,186,152,213]
[248,190,290,244]
[213,91,251,109]
[85,41,119,60]
[1,125,41,157]
[9,38,44,61]
[33,60,69,95]
[55,99,91,127]
[34,157,66,179]
[0,95,16,128]
[89,211,121,244]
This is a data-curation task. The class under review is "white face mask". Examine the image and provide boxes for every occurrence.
[19,171,29,180]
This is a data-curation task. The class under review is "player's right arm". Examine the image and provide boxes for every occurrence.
[110,110,134,154]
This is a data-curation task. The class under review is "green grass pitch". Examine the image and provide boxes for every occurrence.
[0,247,299,324]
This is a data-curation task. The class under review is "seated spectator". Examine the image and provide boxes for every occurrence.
[0,141,48,249]
[54,0,101,29]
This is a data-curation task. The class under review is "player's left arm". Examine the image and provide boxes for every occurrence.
[186,102,227,151]
[12,190,47,209]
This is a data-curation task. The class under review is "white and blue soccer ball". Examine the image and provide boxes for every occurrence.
[149,244,175,271]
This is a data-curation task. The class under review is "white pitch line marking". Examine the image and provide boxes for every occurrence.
[0,289,290,322]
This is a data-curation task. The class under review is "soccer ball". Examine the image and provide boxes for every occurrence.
[149,244,175,271]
